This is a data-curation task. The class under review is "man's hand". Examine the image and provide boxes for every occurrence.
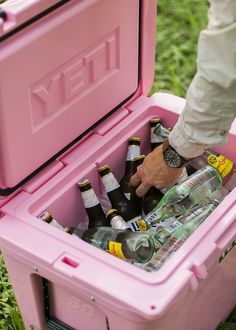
[130,144,184,197]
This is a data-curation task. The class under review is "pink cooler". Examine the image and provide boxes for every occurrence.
[0,1,235,329]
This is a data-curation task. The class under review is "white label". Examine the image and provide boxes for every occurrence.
[81,190,100,208]
[151,127,163,143]
[165,220,182,233]
[110,216,129,230]
[50,219,64,230]
[124,192,131,200]
[102,173,120,193]
[127,145,140,161]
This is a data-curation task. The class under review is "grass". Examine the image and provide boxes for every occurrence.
[0,1,235,329]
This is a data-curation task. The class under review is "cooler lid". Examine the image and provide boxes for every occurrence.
[0,0,156,194]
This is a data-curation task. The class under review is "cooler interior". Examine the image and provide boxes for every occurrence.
[1,96,236,330]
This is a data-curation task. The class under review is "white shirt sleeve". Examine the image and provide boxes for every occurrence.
[169,0,236,159]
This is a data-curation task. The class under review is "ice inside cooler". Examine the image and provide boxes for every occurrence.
[24,100,236,272]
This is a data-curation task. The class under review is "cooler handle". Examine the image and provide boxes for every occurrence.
[42,278,76,330]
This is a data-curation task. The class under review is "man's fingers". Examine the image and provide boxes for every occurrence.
[130,172,141,187]
[135,182,151,197]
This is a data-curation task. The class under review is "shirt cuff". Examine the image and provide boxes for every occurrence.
[168,120,210,159]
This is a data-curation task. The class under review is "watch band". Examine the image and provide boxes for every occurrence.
[162,139,189,167]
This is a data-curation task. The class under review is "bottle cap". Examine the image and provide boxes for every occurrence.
[137,219,148,231]
[128,137,141,145]
[97,165,111,175]
[77,179,92,191]
[134,154,145,166]
[38,210,53,223]
[106,209,118,217]
[150,118,161,127]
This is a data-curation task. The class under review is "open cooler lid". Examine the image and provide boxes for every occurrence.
[0,0,156,194]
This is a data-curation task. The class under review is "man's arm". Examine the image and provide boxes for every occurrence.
[131,0,236,196]
[169,0,236,158]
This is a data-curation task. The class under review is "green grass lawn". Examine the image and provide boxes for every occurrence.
[0,1,235,329]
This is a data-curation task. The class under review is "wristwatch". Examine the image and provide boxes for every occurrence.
[162,139,188,168]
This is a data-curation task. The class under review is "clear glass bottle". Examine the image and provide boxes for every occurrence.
[65,226,156,263]
[143,165,222,229]
[98,165,141,228]
[120,137,141,201]
[190,149,235,182]
[145,202,218,271]
[77,179,109,228]
[37,210,64,230]
[106,209,130,230]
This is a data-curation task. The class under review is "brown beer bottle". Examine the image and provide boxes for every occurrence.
[120,137,141,200]
[135,155,164,215]
[98,165,141,224]
[150,118,162,150]
[77,179,110,228]
[37,210,64,230]
[106,209,130,230]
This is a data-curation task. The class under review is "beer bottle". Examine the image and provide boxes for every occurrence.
[37,210,64,230]
[150,118,162,150]
[145,202,217,271]
[65,226,156,263]
[106,209,130,230]
[150,119,170,150]
[120,137,141,201]
[135,155,165,215]
[98,165,141,230]
[142,165,222,229]
[77,179,109,228]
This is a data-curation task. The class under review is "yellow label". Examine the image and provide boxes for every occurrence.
[137,220,148,231]
[107,241,127,260]
[207,154,233,178]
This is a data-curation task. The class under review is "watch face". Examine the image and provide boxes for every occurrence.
[163,148,182,168]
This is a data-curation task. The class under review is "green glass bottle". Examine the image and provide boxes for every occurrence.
[143,165,222,229]
[145,202,218,271]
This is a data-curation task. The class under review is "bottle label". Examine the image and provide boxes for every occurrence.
[151,127,164,143]
[102,173,120,193]
[164,220,182,234]
[82,190,100,208]
[110,216,129,230]
[137,219,148,231]
[207,154,233,178]
[49,219,64,230]
[107,241,127,260]
[127,215,142,232]
[127,145,140,161]
[124,192,131,200]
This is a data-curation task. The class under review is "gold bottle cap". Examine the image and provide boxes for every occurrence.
[128,137,141,142]
[137,219,148,231]
[150,118,161,124]
[77,179,90,187]
[134,154,145,161]
[106,209,118,217]
[97,164,110,172]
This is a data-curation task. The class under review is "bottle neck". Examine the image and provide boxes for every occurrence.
[101,172,120,193]
[126,145,140,161]
[81,188,100,209]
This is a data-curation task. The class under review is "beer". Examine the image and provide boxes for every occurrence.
[120,137,141,199]
[142,165,222,229]
[98,165,141,224]
[150,118,162,150]
[65,226,156,263]
[150,119,170,150]
[146,202,217,271]
[106,209,130,230]
[37,210,64,230]
[77,179,109,228]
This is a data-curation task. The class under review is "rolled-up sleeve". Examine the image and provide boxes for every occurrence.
[169,0,236,159]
